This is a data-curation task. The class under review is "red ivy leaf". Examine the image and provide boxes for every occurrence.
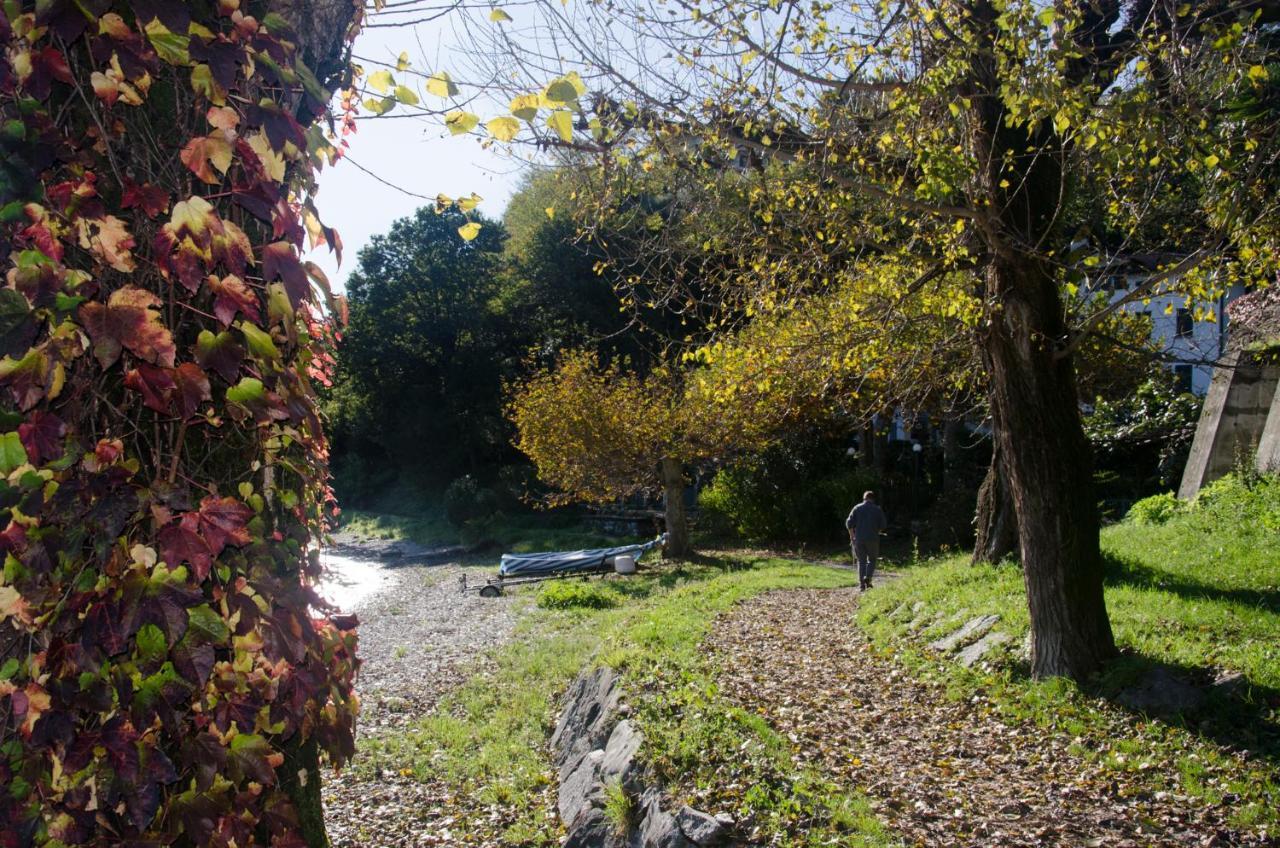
[18,47,74,101]
[208,274,260,326]
[123,363,176,414]
[17,411,65,465]
[261,242,309,309]
[159,513,212,579]
[197,496,252,557]
[122,180,170,218]
[173,362,211,419]
[79,287,177,369]
[193,330,244,384]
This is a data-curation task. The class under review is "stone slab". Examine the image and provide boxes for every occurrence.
[957,631,1012,667]
[929,614,999,653]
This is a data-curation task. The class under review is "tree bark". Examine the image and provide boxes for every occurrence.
[969,0,1116,681]
[972,440,1018,564]
[661,457,691,558]
[981,254,1117,680]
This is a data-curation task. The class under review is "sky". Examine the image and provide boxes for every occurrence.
[303,14,527,292]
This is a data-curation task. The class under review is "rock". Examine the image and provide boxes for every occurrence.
[957,631,1012,668]
[553,667,621,768]
[634,788,691,848]
[675,806,726,846]
[559,749,605,826]
[1116,666,1206,715]
[1211,669,1246,697]
[928,614,999,653]
[564,807,620,848]
[600,719,645,795]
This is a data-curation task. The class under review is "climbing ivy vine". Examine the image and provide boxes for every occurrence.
[0,0,362,843]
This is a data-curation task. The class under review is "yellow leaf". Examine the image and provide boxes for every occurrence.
[487,115,520,142]
[1204,153,1220,169]
[367,69,394,94]
[545,207,555,220]
[511,94,540,121]
[547,110,573,142]
[490,8,512,21]
[427,72,459,98]
[457,222,482,241]
[248,132,286,182]
[458,192,483,212]
[396,52,411,72]
[394,85,419,107]
[445,111,479,135]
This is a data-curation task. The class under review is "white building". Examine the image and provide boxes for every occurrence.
[1085,257,1248,396]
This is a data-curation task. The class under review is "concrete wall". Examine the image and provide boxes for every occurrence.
[1178,348,1280,499]
[1256,374,1280,475]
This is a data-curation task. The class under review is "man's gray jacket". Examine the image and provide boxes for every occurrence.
[846,501,887,540]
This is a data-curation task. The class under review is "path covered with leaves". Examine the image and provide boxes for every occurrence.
[322,557,523,847]
[706,588,1265,847]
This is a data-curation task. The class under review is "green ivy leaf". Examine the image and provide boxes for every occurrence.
[226,377,266,406]
[238,322,280,361]
[144,19,191,66]
[0,658,18,680]
[0,432,28,474]
[135,623,168,662]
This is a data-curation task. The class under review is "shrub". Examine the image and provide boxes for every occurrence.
[444,475,500,527]
[698,454,880,543]
[1126,492,1183,525]
[1193,472,1280,532]
[537,580,620,609]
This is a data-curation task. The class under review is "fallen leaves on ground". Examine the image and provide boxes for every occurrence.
[702,587,1271,847]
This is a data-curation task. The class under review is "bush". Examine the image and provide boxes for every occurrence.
[537,580,620,610]
[1126,492,1183,525]
[698,451,880,543]
[1193,472,1280,532]
[444,475,500,527]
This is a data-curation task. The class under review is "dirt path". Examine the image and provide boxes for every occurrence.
[706,588,1264,847]
[320,549,523,847]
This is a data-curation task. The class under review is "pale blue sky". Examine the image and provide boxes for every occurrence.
[304,14,527,292]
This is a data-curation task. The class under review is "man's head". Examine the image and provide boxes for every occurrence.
[863,490,876,503]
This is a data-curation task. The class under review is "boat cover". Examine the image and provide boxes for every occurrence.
[498,535,664,578]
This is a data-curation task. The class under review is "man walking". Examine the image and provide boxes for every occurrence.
[846,491,887,591]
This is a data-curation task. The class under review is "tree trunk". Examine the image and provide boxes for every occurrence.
[968,0,1117,681]
[660,457,691,558]
[981,256,1117,680]
[972,440,1018,564]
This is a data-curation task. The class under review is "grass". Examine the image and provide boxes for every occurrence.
[336,507,645,554]
[357,553,894,846]
[856,474,1280,832]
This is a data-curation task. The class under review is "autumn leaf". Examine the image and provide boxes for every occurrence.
[208,274,261,326]
[159,514,212,579]
[180,134,234,184]
[79,287,176,369]
[173,363,212,419]
[261,241,308,308]
[487,116,520,142]
[445,111,479,135]
[426,72,458,98]
[193,330,244,384]
[547,110,573,142]
[124,363,177,414]
[457,222,482,241]
[78,216,137,272]
[197,496,254,556]
[17,410,65,465]
[490,8,513,22]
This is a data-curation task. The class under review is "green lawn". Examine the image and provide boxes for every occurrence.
[357,554,891,846]
[857,473,1280,831]
[336,507,646,554]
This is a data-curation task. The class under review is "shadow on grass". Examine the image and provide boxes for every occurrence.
[1087,651,1280,769]
[1103,551,1280,613]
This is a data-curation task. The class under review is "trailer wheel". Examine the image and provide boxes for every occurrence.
[479,584,502,598]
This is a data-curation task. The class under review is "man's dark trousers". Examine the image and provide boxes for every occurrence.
[853,539,879,585]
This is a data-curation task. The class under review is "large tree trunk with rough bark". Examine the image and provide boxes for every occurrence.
[661,457,691,557]
[969,0,1116,680]
[981,254,1117,680]
[972,440,1018,564]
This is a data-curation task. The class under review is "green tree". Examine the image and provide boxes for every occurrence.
[473,0,1280,679]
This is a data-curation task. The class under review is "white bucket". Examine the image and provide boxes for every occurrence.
[613,554,637,575]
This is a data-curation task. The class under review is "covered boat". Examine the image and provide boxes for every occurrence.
[498,535,665,579]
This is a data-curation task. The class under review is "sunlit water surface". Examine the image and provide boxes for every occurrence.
[317,552,391,612]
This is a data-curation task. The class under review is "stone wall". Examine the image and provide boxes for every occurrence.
[552,667,730,848]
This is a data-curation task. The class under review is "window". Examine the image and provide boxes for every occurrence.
[1174,364,1193,394]
[1175,308,1193,338]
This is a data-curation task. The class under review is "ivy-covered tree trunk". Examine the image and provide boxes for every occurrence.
[0,2,362,844]
[661,456,691,558]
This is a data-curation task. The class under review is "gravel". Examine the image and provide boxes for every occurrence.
[319,535,524,846]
